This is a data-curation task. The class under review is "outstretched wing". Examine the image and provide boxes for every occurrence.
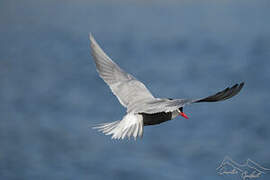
[194,82,244,103]
[89,34,154,108]
[128,82,244,114]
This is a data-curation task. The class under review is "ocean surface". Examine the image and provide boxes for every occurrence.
[1,0,270,179]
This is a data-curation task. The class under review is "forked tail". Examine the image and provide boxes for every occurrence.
[93,113,144,140]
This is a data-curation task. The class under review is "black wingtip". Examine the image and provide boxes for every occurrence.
[237,82,245,92]
[240,82,245,88]
[195,82,245,103]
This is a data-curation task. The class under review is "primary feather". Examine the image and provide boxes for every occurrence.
[90,34,154,109]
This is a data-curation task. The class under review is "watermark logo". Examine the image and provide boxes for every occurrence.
[217,156,270,180]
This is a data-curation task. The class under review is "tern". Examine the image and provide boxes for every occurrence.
[89,34,244,140]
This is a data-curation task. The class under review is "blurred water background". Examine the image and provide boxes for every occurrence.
[1,0,270,179]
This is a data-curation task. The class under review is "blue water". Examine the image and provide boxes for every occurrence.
[1,0,270,179]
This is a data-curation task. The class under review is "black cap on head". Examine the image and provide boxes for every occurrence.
[179,107,183,112]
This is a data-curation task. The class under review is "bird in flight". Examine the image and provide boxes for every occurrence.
[89,34,244,140]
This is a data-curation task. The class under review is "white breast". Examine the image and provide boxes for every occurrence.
[171,110,179,119]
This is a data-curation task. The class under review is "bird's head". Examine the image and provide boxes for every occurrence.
[178,107,189,119]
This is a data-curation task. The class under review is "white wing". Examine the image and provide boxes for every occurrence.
[128,83,244,114]
[89,34,154,109]
[128,98,192,114]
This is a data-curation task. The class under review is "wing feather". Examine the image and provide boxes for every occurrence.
[89,34,154,108]
[128,82,244,114]
[194,82,244,103]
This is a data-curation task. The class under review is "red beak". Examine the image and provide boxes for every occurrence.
[180,112,189,119]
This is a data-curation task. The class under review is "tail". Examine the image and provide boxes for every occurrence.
[93,114,144,140]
